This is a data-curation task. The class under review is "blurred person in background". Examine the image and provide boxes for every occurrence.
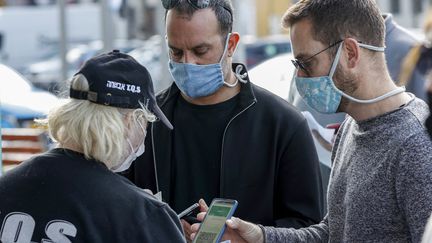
[398,9,432,100]
[421,66,432,243]
[0,50,185,242]
[427,71,432,138]
[191,0,432,242]
[124,0,324,240]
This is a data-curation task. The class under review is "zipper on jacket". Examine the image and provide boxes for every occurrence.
[151,85,174,194]
[219,100,256,196]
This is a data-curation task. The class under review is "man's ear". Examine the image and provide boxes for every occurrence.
[227,32,240,57]
[343,38,360,69]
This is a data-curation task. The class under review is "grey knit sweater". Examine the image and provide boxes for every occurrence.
[264,97,432,243]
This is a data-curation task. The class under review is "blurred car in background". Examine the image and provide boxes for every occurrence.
[0,64,59,128]
[127,35,166,93]
[239,35,292,69]
[23,43,88,90]
[249,52,345,162]
[24,39,146,91]
[249,53,294,99]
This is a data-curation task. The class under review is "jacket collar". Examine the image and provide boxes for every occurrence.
[151,63,257,202]
[383,14,396,35]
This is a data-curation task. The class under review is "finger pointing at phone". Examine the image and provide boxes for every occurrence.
[190,199,208,240]
[198,198,208,212]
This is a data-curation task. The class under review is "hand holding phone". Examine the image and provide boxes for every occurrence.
[192,198,238,243]
[178,203,201,224]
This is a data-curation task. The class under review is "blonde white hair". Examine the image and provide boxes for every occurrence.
[41,74,156,169]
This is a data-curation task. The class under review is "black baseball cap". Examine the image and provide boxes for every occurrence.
[70,50,173,130]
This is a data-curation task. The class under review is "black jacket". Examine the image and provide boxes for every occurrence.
[126,63,324,228]
[0,148,185,242]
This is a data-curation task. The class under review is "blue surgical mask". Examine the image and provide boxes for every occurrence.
[295,42,405,114]
[168,34,238,98]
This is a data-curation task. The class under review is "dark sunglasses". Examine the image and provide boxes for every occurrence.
[161,0,232,19]
[291,40,343,74]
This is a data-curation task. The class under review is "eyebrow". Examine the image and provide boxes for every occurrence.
[192,43,212,50]
[167,44,181,51]
[167,42,212,51]
[295,53,310,61]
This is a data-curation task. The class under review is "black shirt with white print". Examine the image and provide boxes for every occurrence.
[0,148,185,243]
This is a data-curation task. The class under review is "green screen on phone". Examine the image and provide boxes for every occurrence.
[193,201,235,243]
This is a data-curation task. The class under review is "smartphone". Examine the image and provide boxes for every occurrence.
[192,198,238,243]
[178,203,200,224]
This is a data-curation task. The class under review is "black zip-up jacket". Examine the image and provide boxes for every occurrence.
[125,63,324,228]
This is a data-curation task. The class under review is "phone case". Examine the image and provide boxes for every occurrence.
[193,198,238,243]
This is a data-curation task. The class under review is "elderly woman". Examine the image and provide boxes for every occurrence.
[0,50,185,242]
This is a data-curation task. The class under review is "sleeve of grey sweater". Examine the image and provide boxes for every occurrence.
[262,120,432,243]
[394,131,432,243]
[263,215,329,243]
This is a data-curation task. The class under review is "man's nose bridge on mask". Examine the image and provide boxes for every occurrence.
[297,69,309,78]
[182,50,198,64]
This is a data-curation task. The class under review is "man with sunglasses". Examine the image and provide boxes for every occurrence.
[125,0,324,239]
[190,0,432,242]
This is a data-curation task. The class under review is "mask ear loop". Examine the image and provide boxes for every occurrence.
[128,109,147,152]
[222,33,247,87]
[358,43,385,52]
[223,33,248,87]
[329,42,405,104]
[126,138,136,154]
[136,112,147,141]
[328,42,344,78]
[219,33,232,63]
[234,65,248,83]
[224,63,248,87]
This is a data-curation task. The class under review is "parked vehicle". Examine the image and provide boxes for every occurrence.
[127,36,164,93]
[0,3,126,69]
[24,39,146,91]
[0,64,59,128]
[239,35,292,69]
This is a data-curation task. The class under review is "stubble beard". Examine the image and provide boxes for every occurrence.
[334,66,358,113]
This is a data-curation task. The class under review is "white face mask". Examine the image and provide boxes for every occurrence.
[111,117,146,173]
[111,138,145,173]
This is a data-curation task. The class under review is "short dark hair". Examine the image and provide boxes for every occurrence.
[165,0,234,36]
[282,0,385,55]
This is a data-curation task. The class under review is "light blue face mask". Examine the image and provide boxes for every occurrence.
[168,34,239,98]
[295,42,405,114]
